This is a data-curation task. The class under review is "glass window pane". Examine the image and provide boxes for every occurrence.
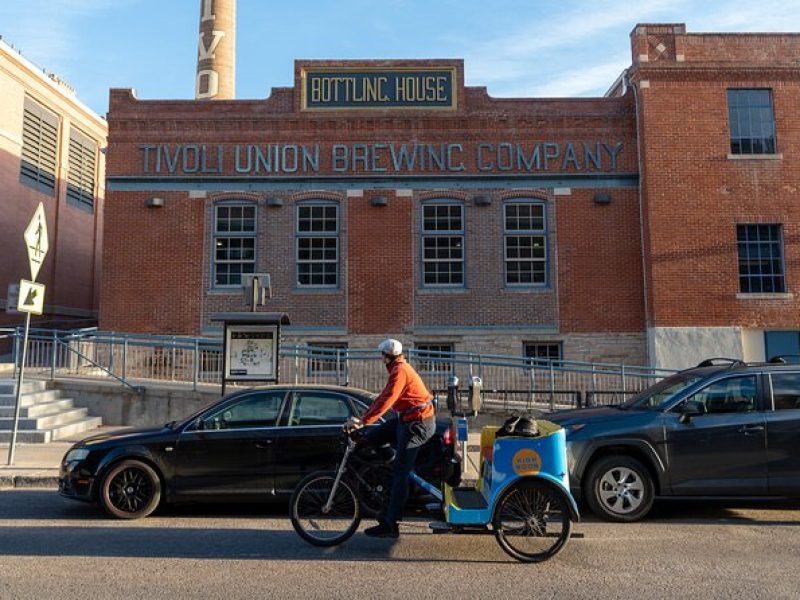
[770,372,800,410]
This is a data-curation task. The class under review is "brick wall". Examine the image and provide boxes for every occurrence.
[0,43,106,327]
[631,25,800,328]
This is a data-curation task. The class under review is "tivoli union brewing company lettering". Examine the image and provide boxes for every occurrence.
[138,142,625,175]
[301,68,456,110]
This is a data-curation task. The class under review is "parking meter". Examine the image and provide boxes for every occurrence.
[468,376,482,416]
[446,375,459,414]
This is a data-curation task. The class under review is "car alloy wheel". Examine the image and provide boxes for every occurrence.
[585,455,654,522]
[598,466,644,514]
[100,460,162,519]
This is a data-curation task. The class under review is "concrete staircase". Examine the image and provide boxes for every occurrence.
[0,379,102,443]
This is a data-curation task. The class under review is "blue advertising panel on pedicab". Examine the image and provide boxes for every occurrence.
[444,420,578,525]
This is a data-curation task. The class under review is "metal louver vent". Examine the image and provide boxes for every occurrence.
[20,99,59,195]
[67,129,97,212]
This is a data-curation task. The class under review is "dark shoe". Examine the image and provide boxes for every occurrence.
[364,523,399,539]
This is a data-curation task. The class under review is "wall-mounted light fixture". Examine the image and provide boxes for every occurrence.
[370,196,389,207]
[593,192,612,205]
[473,194,492,206]
[145,197,165,208]
[266,197,284,207]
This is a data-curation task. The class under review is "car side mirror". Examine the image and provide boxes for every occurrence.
[679,400,706,424]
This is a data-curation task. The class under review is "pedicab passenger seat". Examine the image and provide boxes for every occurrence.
[444,421,565,525]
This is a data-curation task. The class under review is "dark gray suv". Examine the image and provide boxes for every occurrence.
[548,359,800,522]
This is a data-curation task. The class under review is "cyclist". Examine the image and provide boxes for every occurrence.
[344,338,436,538]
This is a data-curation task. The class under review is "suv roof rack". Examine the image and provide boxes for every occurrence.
[696,358,746,368]
[768,355,800,364]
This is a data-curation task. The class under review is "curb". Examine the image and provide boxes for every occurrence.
[0,472,59,489]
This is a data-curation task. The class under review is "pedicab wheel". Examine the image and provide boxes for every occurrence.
[355,465,392,519]
[492,480,572,563]
[99,459,162,520]
[290,471,361,547]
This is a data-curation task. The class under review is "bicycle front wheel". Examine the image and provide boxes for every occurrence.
[290,471,361,547]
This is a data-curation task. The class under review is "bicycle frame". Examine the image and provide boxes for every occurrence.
[323,438,357,513]
[323,434,444,511]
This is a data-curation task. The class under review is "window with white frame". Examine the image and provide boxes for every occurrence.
[414,343,454,373]
[66,128,97,212]
[20,96,59,195]
[505,201,547,286]
[422,203,464,286]
[214,204,256,286]
[297,203,339,287]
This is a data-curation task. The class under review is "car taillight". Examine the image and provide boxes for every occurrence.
[442,424,455,445]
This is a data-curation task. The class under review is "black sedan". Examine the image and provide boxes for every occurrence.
[59,385,459,519]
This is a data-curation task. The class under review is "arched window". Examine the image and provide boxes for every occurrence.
[503,199,547,286]
[213,200,256,287]
[296,201,339,288]
[421,200,464,287]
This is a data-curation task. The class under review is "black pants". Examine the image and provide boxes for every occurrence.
[364,416,436,527]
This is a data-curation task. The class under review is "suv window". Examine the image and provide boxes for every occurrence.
[770,372,800,411]
[688,376,758,414]
[287,392,353,426]
[202,391,285,430]
[622,373,703,410]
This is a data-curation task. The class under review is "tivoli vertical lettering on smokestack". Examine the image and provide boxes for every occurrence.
[196,0,236,100]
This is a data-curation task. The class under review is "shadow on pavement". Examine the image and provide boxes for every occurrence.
[636,497,800,526]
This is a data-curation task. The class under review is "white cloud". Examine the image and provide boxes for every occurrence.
[522,61,627,98]
[465,0,689,86]
[0,0,133,73]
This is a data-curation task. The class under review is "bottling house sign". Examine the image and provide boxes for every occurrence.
[300,67,457,110]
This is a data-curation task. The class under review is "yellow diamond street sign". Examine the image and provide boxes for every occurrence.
[17,279,45,315]
[24,202,49,281]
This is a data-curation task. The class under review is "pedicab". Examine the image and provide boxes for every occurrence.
[290,415,579,563]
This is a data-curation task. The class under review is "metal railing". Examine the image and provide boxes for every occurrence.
[0,327,677,411]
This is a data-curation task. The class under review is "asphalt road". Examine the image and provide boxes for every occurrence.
[0,491,798,600]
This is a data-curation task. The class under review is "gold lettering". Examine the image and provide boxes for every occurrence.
[311,77,321,103]
[436,76,447,102]
[365,77,377,102]
[377,76,389,101]
[424,76,436,101]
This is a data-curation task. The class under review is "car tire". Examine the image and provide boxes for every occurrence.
[99,459,162,520]
[584,455,654,522]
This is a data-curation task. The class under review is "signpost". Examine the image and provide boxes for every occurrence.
[7,202,48,466]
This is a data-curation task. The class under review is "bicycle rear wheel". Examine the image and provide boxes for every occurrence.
[492,480,572,563]
[290,471,361,547]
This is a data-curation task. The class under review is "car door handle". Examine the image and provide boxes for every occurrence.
[254,440,273,449]
[738,425,764,435]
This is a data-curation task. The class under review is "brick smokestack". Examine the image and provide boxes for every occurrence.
[196,0,235,100]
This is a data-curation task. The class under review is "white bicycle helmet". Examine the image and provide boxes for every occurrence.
[378,338,403,357]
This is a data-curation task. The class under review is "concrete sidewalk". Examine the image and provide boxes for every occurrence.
[0,426,127,489]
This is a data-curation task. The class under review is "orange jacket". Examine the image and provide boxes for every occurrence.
[361,356,435,424]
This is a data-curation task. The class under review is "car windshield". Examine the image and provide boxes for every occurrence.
[621,373,704,410]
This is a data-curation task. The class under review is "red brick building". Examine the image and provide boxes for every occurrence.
[0,39,106,334]
[101,24,800,369]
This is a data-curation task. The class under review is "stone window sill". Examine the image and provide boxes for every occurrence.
[736,292,794,300]
[727,153,782,161]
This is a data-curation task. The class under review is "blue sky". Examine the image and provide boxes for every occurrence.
[1,0,799,116]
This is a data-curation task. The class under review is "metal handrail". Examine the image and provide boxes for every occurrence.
[1,327,674,398]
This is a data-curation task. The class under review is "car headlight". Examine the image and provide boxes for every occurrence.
[65,448,90,463]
